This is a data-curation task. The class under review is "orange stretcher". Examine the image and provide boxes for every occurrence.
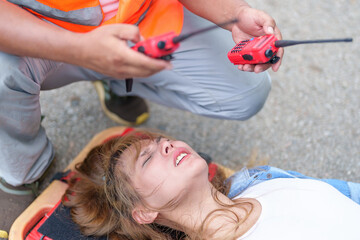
[9,126,235,240]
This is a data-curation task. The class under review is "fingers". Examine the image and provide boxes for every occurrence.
[238,64,258,72]
[272,47,284,72]
[89,24,172,78]
[238,63,271,73]
[110,24,142,43]
[238,56,283,73]
[271,26,284,72]
[273,26,282,40]
[116,46,172,78]
[254,10,276,35]
[231,8,284,73]
[257,16,284,72]
[114,25,173,76]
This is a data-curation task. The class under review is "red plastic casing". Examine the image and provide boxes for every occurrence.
[131,32,180,59]
[228,34,279,65]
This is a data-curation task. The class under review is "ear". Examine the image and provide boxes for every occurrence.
[132,206,159,224]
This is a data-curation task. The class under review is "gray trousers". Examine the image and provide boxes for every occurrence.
[0,9,271,186]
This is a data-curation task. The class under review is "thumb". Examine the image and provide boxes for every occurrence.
[263,25,275,35]
[112,24,141,42]
[256,11,276,35]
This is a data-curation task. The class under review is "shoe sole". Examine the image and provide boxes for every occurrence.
[0,178,35,196]
[92,81,149,126]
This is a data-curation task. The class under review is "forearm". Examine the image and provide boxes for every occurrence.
[179,0,250,30]
[0,1,80,64]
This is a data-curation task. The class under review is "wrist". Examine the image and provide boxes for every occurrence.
[234,3,251,19]
[225,4,251,31]
[53,31,86,65]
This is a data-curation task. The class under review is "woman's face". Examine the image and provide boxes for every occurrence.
[122,136,209,209]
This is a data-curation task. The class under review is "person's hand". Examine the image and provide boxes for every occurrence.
[231,7,284,73]
[74,24,172,79]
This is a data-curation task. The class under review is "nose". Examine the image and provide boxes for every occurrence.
[160,140,174,156]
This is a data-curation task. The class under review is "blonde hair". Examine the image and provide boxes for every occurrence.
[63,130,254,240]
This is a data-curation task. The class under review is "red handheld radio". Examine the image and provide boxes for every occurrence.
[131,32,180,61]
[228,35,353,65]
[125,19,237,92]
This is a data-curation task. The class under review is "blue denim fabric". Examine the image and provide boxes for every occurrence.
[227,166,360,205]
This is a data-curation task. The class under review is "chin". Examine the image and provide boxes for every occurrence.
[183,157,209,180]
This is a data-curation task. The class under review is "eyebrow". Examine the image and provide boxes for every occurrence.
[155,136,162,143]
[140,148,149,157]
[139,136,161,157]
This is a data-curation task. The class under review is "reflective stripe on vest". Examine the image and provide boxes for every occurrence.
[7,0,184,38]
[7,0,103,26]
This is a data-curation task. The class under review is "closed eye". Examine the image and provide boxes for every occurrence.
[142,154,152,167]
[141,137,167,167]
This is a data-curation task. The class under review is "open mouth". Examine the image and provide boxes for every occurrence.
[175,152,188,166]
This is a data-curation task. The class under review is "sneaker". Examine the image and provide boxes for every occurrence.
[93,81,149,126]
[0,178,38,232]
[0,156,55,232]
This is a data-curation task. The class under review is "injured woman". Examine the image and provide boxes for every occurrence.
[63,129,360,240]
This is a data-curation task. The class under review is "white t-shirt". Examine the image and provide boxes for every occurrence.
[235,178,360,240]
[99,0,119,21]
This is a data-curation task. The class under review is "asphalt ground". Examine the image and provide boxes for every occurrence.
[39,0,360,192]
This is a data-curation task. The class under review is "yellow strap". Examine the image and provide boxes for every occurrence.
[0,230,8,239]
[116,0,147,23]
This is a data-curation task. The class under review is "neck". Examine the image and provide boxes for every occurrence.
[156,182,261,239]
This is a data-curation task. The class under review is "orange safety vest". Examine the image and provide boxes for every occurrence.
[7,0,183,38]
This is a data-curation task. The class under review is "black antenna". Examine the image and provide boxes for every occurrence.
[172,19,238,44]
[275,38,353,48]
